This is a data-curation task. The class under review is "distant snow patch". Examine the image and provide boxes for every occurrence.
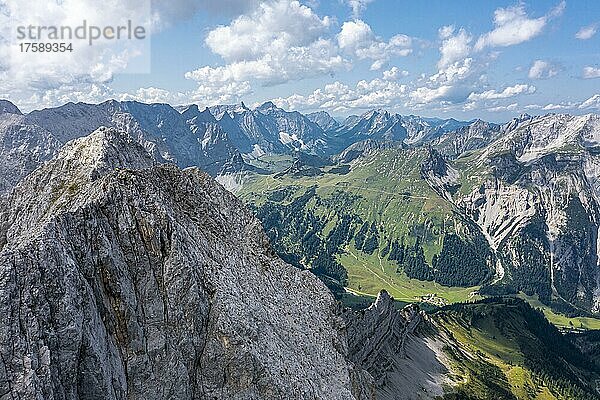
[251,144,266,157]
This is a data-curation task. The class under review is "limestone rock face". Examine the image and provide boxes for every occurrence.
[345,291,449,400]
[306,110,340,132]
[0,127,357,400]
[0,112,62,193]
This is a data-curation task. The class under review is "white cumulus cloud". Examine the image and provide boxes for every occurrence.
[205,0,333,62]
[487,102,518,112]
[382,67,408,81]
[579,94,600,109]
[337,19,412,70]
[118,87,187,104]
[583,66,600,79]
[430,58,474,85]
[344,0,375,18]
[528,60,559,79]
[0,0,155,110]
[271,69,408,112]
[575,24,597,40]
[438,26,472,69]
[184,0,415,107]
[474,1,565,51]
[409,85,455,105]
[185,0,348,104]
[186,38,346,85]
[0,0,253,110]
[542,102,577,110]
[468,84,536,101]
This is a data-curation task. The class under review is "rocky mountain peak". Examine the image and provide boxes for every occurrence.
[256,101,279,113]
[518,113,532,120]
[489,112,600,162]
[181,104,217,124]
[306,110,339,131]
[100,98,121,110]
[50,126,156,177]
[363,108,391,120]
[180,103,199,113]
[469,118,490,128]
[503,112,534,131]
[371,289,394,312]
[0,99,22,115]
[344,290,431,394]
[3,128,156,237]
[0,127,364,399]
[208,103,251,120]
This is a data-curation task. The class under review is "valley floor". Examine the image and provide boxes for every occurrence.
[340,245,600,331]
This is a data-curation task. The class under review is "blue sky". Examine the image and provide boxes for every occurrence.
[2,0,600,121]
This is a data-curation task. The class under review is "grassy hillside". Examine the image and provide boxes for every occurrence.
[239,148,494,291]
[518,293,600,330]
[242,148,466,256]
[436,298,600,399]
[238,146,600,329]
[339,245,479,306]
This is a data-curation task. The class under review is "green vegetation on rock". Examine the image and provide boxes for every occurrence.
[437,298,600,399]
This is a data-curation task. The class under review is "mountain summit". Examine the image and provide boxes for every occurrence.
[0,127,361,399]
[0,99,21,115]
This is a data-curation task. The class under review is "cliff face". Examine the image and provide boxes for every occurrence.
[0,128,357,399]
[420,114,600,313]
[344,291,449,400]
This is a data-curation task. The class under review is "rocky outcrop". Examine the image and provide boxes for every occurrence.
[0,100,21,116]
[344,291,449,400]
[439,113,600,312]
[0,127,360,399]
[329,110,470,154]
[0,113,63,194]
[431,119,500,158]
[420,148,461,200]
[306,111,340,131]
[0,100,258,194]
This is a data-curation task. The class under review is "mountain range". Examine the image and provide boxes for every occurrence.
[1,98,600,398]
[3,99,600,314]
[236,111,600,319]
[0,99,472,195]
